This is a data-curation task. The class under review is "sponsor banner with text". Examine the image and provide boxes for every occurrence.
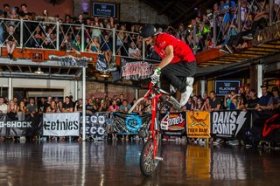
[187,111,210,138]
[160,112,186,136]
[43,112,80,136]
[211,110,250,138]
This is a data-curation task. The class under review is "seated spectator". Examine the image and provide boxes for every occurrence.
[88,37,100,53]
[60,34,72,51]
[71,34,82,53]
[128,41,141,59]
[5,24,19,60]
[193,97,204,110]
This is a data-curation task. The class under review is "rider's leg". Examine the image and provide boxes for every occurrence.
[180,77,194,106]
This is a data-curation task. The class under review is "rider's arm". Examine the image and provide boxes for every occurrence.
[157,45,174,70]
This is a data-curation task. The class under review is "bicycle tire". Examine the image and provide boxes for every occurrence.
[140,134,162,176]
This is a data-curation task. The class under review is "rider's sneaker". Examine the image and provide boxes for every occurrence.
[170,84,176,94]
[180,90,189,106]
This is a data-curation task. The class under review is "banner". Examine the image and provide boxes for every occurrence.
[43,112,80,136]
[83,112,110,138]
[160,112,186,136]
[215,80,240,96]
[112,112,151,134]
[211,110,250,138]
[187,111,210,138]
[122,61,153,80]
[0,114,40,137]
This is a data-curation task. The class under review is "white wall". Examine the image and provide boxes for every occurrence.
[0,78,80,99]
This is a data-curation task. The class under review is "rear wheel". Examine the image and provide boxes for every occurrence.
[140,134,161,176]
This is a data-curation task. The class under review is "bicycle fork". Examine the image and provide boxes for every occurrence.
[151,94,163,161]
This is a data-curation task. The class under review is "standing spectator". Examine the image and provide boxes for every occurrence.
[128,41,141,59]
[255,85,271,111]
[19,4,29,19]
[193,97,204,110]
[26,98,38,120]
[74,99,83,112]
[209,91,222,111]
[0,97,8,114]
[246,89,259,109]
[268,87,280,112]
[201,97,211,111]
[62,96,74,112]
[119,99,131,113]
[46,100,58,113]
[6,100,18,138]
[3,4,10,18]
[17,100,26,121]
[108,100,120,112]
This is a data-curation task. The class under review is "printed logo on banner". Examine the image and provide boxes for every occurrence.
[84,113,108,138]
[187,111,210,138]
[43,112,80,136]
[161,113,185,131]
[211,111,247,138]
[125,114,142,133]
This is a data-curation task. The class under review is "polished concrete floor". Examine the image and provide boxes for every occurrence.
[0,141,280,186]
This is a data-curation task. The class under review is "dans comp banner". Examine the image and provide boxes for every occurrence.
[160,112,186,136]
[211,110,250,138]
[187,111,211,138]
[43,112,80,136]
[112,112,151,134]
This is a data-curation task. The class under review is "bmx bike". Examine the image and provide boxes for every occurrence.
[129,81,181,176]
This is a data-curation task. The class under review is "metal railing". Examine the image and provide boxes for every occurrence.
[0,17,150,64]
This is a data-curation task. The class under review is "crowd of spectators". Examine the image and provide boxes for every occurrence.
[0,1,279,61]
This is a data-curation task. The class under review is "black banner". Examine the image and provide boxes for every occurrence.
[0,113,41,137]
[92,2,117,17]
[215,80,240,96]
[211,110,250,138]
[83,112,111,138]
[112,112,151,134]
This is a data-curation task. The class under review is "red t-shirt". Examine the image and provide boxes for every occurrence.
[153,33,196,63]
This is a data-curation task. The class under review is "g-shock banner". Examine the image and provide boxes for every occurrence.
[211,111,249,138]
[160,112,186,136]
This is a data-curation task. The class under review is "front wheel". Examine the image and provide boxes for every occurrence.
[140,134,161,176]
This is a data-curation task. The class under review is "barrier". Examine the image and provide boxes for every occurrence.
[186,111,210,139]
[0,113,41,137]
[0,110,277,144]
[160,112,186,136]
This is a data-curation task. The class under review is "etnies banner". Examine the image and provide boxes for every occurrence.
[43,112,80,136]
[187,111,211,138]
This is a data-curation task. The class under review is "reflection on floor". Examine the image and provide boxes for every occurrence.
[0,141,280,186]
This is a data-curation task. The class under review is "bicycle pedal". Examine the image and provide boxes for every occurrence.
[155,156,163,161]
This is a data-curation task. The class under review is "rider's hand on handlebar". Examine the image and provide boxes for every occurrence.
[151,67,161,85]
